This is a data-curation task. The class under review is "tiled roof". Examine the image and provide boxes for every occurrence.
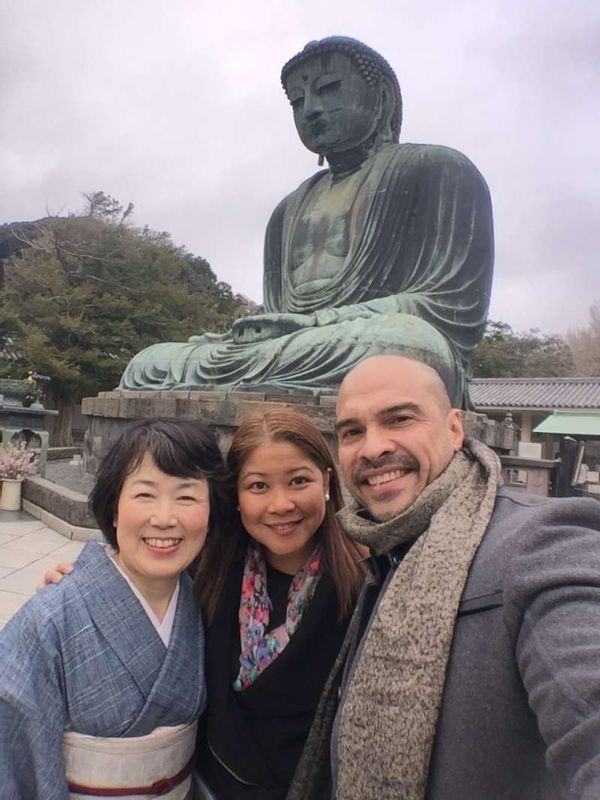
[470,377,600,410]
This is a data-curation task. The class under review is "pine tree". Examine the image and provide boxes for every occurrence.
[472,320,575,378]
[0,193,249,443]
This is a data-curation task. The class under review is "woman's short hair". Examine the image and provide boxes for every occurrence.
[90,418,231,549]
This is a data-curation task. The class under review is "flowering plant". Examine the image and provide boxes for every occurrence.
[0,442,38,480]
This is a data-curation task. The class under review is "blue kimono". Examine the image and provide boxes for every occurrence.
[0,541,206,799]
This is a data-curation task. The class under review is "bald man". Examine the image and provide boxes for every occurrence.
[291,355,600,800]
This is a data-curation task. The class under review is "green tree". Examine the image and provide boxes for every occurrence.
[472,320,575,378]
[565,301,600,376]
[0,219,49,280]
[0,193,248,443]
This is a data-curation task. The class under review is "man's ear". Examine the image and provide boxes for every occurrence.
[448,408,465,451]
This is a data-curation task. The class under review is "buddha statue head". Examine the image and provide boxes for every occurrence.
[281,36,402,167]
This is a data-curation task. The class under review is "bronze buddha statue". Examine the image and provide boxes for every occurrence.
[121,36,494,406]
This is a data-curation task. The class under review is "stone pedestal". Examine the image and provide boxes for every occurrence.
[82,390,516,476]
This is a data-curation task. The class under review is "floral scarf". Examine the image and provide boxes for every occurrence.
[233,541,323,691]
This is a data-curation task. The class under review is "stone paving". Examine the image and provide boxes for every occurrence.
[0,509,85,631]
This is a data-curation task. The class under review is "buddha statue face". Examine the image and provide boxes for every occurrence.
[284,51,385,158]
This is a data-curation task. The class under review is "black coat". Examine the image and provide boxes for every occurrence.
[196,557,348,800]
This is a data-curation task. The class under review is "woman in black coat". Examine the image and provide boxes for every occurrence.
[194,408,365,800]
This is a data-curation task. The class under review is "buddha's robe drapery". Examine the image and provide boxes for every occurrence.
[120,143,493,405]
[0,542,206,800]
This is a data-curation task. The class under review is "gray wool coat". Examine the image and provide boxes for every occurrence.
[422,488,600,799]
[290,488,600,800]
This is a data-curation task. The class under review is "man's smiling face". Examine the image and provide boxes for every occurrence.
[336,356,464,521]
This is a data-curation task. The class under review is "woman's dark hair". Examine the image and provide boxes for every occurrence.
[89,418,231,550]
[196,408,365,621]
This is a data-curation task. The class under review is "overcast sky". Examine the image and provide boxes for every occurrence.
[2,0,599,335]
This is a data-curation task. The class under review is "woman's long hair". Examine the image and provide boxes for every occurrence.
[196,408,365,622]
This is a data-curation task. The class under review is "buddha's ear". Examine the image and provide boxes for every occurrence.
[377,76,395,144]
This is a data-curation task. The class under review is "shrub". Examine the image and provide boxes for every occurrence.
[0,442,38,480]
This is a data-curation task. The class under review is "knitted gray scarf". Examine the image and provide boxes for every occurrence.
[334,438,502,800]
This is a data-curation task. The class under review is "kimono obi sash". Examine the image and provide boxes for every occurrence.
[64,719,197,799]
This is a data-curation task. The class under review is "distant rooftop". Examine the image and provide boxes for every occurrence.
[470,377,600,411]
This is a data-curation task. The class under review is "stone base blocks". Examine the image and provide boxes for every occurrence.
[83,389,516,476]
[22,475,101,542]
[23,476,97,529]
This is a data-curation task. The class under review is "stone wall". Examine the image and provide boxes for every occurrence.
[23,475,96,528]
[82,389,516,475]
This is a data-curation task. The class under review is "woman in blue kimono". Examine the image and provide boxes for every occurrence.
[0,418,230,800]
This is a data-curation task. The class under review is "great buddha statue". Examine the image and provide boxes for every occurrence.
[121,36,494,406]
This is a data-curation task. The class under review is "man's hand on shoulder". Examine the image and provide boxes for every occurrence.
[36,562,74,592]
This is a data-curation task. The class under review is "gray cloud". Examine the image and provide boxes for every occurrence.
[1,0,598,335]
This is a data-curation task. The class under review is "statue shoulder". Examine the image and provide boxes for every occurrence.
[386,142,487,182]
[265,194,290,234]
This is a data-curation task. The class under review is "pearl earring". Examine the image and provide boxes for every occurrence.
[325,491,330,501]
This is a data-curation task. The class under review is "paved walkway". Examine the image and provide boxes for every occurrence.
[0,509,85,630]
